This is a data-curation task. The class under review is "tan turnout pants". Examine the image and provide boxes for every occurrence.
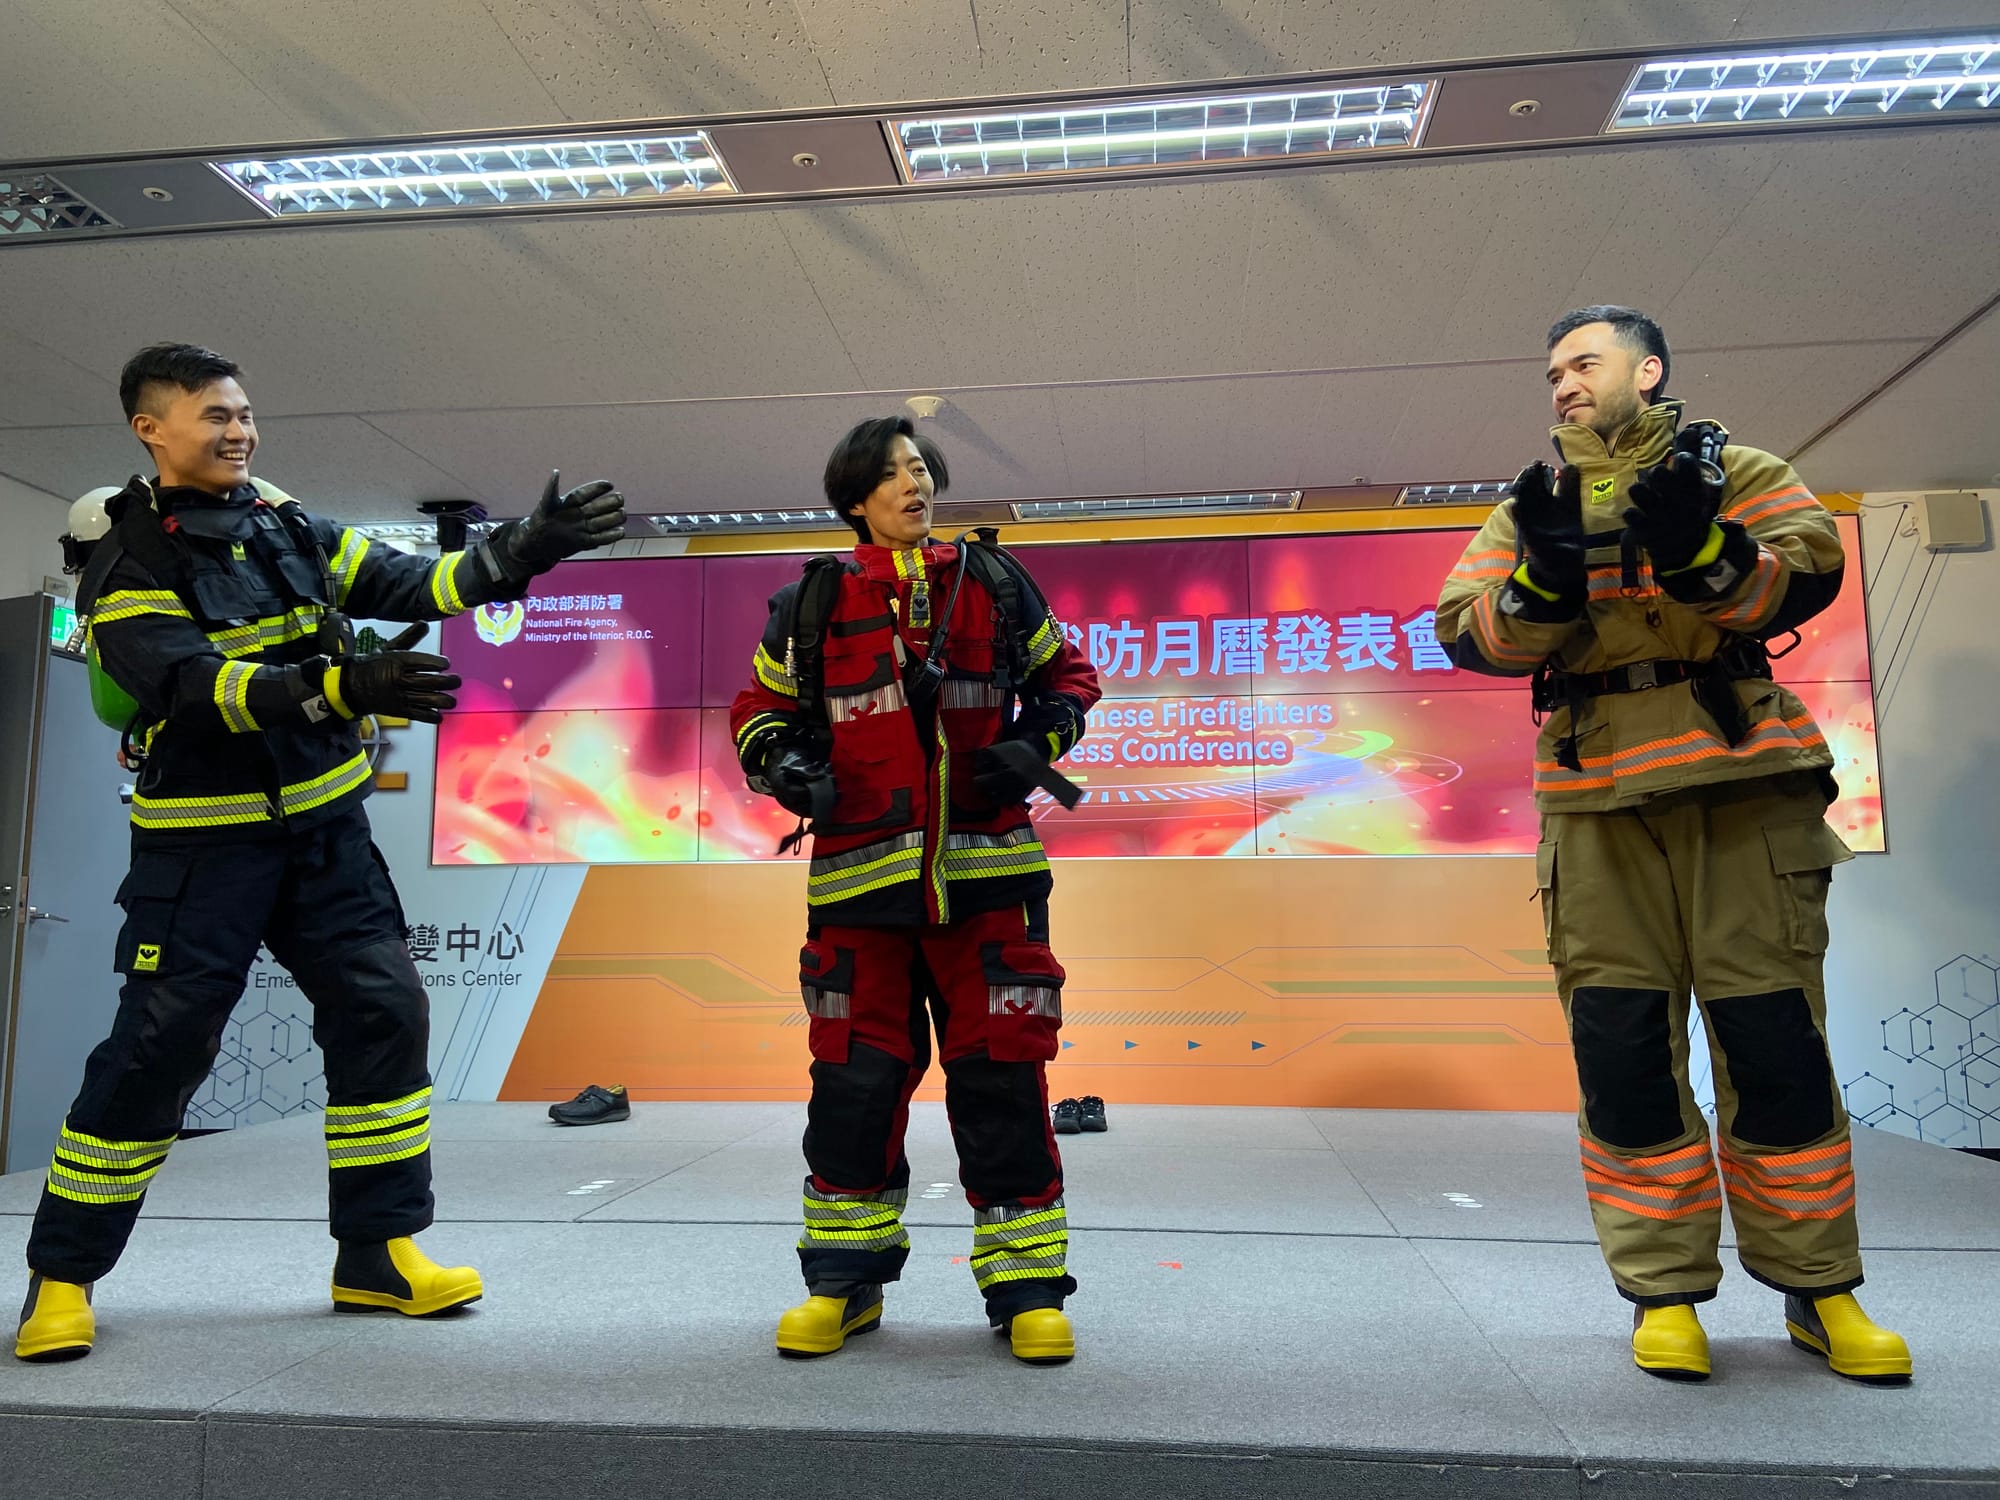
[1537,772,1865,1305]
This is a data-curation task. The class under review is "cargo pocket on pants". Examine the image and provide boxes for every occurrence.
[1763,821,1851,959]
[799,933,856,1063]
[980,926,1065,1064]
[112,851,193,979]
[1535,840,1565,968]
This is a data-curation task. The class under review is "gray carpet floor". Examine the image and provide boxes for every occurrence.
[2,1104,1995,1500]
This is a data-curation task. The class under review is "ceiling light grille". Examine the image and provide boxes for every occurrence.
[889,83,1432,183]
[0,176,116,236]
[1611,39,2000,132]
[214,133,733,217]
[1011,491,1301,521]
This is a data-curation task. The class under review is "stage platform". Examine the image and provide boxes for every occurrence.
[2,1103,1995,1499]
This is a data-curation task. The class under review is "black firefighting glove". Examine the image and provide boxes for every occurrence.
[325,651,461,725]
[973,739,1083,810]
[490,471,626,581]
[764,745,836,822]
[1507,462,1587,611]
[1624,449,1727,574]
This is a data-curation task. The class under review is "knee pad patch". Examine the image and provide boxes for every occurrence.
[1705,988,1835,1146]
[804,1043,912,1189]
[1569,986,1686,1148]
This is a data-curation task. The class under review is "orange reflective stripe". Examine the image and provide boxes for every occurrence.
[1452,548,1515,578]
[1710,547,1783,630]
[1471,589,1545,667]
[1725,484,1816,527]
[1720,1141,1856,1222]
[1580,1137,1722,1222]
[1535,713,1824,777]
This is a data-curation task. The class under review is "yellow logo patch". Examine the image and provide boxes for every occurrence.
[1590,477,1618,504]
[134,943,161,972]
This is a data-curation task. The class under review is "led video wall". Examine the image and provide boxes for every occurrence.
[433,518,1879,864]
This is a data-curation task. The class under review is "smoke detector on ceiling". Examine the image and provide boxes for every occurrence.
[905,394,947,420]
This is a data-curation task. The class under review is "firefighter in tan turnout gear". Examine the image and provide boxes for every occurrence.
[1435,307,1910,1384]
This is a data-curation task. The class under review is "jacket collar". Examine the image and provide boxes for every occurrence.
[1551,398,1684,470]
[127,476,264,540]
[853,540,956,585]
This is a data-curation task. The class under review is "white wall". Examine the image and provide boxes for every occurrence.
[0,474,71,601]
[1822,493,2000,1147]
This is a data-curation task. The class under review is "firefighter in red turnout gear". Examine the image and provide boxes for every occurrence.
[730,417,1101,1364]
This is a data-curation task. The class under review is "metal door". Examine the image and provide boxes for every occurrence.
[1,637,133,1173]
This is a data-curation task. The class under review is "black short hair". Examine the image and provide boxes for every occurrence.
[119,343,242,421]
[1546,306,1670,401]
[823,416,950,543]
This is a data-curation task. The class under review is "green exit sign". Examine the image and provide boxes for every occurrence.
[50,602,79,649]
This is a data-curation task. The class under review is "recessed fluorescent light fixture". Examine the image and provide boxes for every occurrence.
[646,509,833,535]
[214,132,734,218]
[1397,482,1512,507]
[1611,38,2000,132]
[1011,491,1301,521]
[0,175,117,236]
[889,83,1432,184]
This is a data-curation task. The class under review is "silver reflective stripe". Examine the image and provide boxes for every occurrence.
[800,1185,910,1251]
[803,986,850,1019]
[829,679,908,721]
[990,983,1061,1019]
[970,1199,1069,1289]
[944,827,1040,853]
[942,679,1008,709]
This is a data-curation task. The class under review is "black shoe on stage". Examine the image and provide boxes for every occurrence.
[1052,1098,1082,1135]
[549,1084,631,1126]
[1078,1096,1108,1133]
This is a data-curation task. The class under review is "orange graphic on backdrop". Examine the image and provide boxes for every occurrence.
[502,855,1576,1110]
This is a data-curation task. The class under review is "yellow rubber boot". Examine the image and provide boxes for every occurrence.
[16,1275,95,1363]
[1785,1293,1912,1383]
[776,1288,883,1357]
[1008,1307,1075,1365]
[331,1237,483,1316]
[1631,1304,1710,1381]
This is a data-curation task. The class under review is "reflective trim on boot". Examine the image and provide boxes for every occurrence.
[1008,1306,1075,1365]
[331,1237,483,1317]
[1632,1303,1710,1381]
[16,1275,94,1363]
[1785,1293,1912,1383]
[776,1288,883,1357]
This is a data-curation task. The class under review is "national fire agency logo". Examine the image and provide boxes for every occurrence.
[475,601,524,646]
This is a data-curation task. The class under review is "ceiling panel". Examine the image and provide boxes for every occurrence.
[1793,308,2000,494]
[13,0,2000,159]
[0,328,116,429]
[1656,126,2000,347]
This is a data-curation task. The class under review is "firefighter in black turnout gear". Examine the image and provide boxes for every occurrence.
[16,344,625,1363]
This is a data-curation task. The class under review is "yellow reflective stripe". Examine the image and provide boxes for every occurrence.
[429,553,467,615]
[130,751,374,829]
[205,606,323,660]
[973,1205,1068,1238]
[279,752,372,815]
[58,1124,176,1166]
[1026,616,1061,671]
[326,1120,428,1153]
[806,846,925,891]
[735,712,786,754]
[90,590,192,626]
[213,661,258,733]
[324,1087,431,1128]
[327,1133,431,1169]
[752,644,797,697]
[330,528,370,602]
